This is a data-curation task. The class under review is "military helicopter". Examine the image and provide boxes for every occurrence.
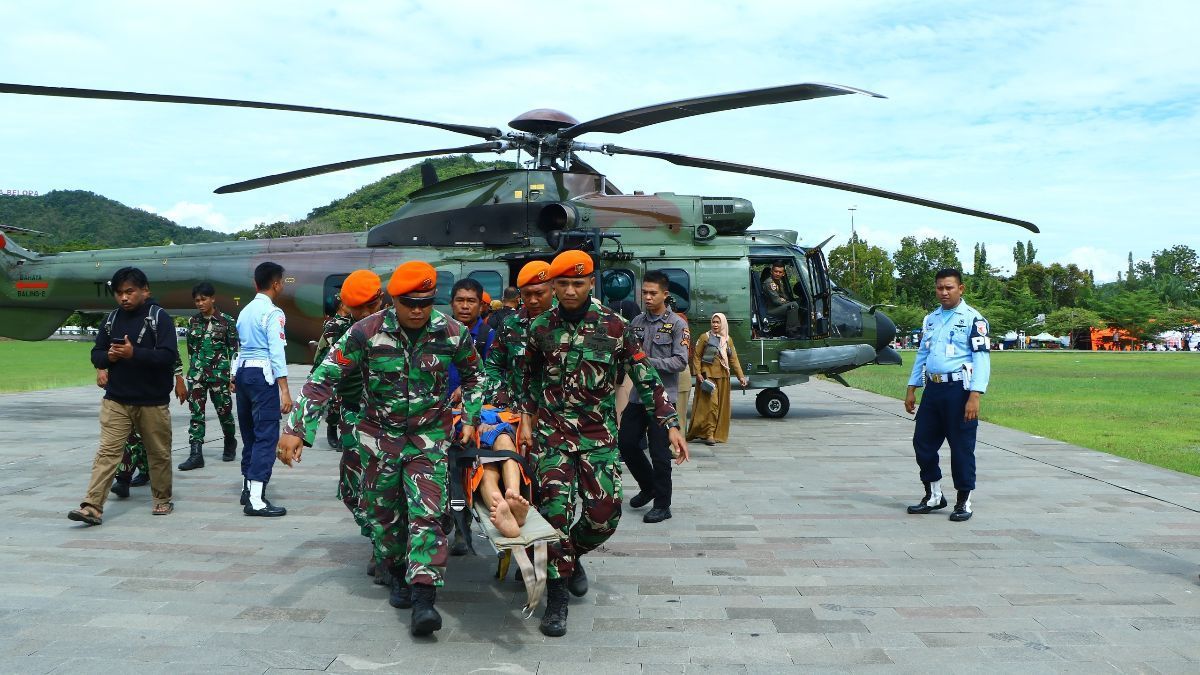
[0,81,1036,417]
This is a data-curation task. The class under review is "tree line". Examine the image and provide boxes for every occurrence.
[827,236,1199,345]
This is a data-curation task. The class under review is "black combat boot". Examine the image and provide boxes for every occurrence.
[110,478,130,499]
[326,421,341,451]
[539,578,569,637]
[222,435,237,462]
[906,481,947,514]
[178,441,205,471]
[130,471,149,487]
[389,572,412,609]
[409,584,442,636]
[374,563,392,587]
[567,560,588,597]
[949,490,973,522]
[367,556,376,577]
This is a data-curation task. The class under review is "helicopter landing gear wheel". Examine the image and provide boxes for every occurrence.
[755,388,790,419]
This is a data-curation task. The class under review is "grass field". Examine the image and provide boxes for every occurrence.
[0,339,189,393]
[840,351,1200,477]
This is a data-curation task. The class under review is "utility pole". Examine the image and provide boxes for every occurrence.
[848,206,857,291]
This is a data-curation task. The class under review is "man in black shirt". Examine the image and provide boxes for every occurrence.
[69,267,179,525]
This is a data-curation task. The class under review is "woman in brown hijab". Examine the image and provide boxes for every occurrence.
[687,313,748,445]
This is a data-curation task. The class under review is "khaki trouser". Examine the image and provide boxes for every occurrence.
[615,378,633,429]
[83,399,173,511]
[677,366,692,423]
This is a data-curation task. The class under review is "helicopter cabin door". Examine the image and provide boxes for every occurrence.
[804,248,833,339]
[642,262,694,318]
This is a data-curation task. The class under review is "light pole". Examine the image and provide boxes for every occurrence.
[848,206,857,291]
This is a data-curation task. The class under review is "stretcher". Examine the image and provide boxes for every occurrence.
[447,408,562,616]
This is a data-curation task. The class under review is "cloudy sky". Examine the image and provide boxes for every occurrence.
[2,1,1196,281]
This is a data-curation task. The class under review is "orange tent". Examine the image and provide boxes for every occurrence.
[1090,327,1137,351]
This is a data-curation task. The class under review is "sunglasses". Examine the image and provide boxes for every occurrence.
[394,295,436,309]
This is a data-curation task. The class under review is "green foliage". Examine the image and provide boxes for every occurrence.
[303,155,517,232]
[827,233,896,303]
[1044,306,1104,345]
[0,190,229,252]
[884,304,927,337]
[892,236,963,309]
[1012,239,1038,269]
[842,352,1200,477]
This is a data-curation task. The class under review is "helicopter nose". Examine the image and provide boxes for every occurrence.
[874,310,897,352]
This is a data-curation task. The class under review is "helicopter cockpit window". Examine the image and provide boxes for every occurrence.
[322,274,349,317]
[600,268,636,306]
[658,268,691,313]
[435,271,456,305]
[467,270,502,301]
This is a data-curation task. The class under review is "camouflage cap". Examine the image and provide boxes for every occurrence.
[387,261,437,296]
[547,250,594,279]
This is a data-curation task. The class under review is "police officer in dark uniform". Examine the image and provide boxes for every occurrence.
[763,260,804,338]
[904,268,991,522]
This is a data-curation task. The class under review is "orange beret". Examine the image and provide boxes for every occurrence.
[547,250,594,279]
[340,269,382,308]
[387,261,438,297]
[482,292,492,305]
[517,261,552,287]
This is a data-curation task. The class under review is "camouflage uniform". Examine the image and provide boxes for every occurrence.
[319,315,369,534]
[520,303,678,580]
[482,307,540,410]
[284,307,483,587]
[186,311,238,443]
[115,432,147,482]
[313,313,353,427]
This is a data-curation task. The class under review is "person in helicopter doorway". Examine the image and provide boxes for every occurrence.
[904,268,991,522]
[763,260,806,338]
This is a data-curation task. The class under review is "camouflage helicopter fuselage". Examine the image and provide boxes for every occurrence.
[0,167,898,388]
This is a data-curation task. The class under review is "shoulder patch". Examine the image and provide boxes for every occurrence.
[974,320,988,336]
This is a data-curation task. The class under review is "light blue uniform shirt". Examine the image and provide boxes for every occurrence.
[907,299,991,393]
[234,293,288,383]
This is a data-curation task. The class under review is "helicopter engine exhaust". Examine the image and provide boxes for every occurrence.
[537,203,577,250]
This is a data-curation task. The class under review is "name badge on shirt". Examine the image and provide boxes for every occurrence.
[945,343,957,357]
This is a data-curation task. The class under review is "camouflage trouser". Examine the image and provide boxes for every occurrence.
[337,413,370,537]
[188,378,236,444]
[358,444,449,587]
[115,432,147,482]
[537,443,623,580]
[326,395,342,426]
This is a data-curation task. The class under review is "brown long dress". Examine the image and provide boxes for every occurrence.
[686,330,745,443]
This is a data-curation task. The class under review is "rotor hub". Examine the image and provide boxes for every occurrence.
[508,108,579,134]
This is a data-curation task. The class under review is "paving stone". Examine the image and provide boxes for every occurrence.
[6,374,1200,671]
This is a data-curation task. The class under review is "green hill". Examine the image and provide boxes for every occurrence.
[0,190,230,253]
[304,155,518,231]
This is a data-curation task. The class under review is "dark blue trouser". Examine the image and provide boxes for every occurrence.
[236,367,280,484]
[618,402,673,508]
[913,381,977,491]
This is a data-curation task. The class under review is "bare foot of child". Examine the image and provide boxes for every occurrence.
[489,492,521,537]
[504,488,530,527]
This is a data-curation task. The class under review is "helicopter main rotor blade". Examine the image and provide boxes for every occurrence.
[560,83,883,139]
[0,83,503,140]
[602,145,1039,233]
[214,142,506,193]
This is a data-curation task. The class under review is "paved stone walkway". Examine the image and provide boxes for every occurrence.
[1,368,1198,673]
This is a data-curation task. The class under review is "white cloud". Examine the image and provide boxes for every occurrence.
[1,1,1196,273]
[1066,247,1127,283]
[142,201,233,232]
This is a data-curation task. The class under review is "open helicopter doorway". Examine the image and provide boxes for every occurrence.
[749,257,815,340]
